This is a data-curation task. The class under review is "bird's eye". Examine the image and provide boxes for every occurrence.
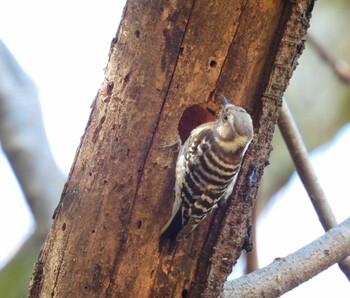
[223,115,228,121]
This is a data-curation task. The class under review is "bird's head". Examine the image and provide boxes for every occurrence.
[216,95,253,143]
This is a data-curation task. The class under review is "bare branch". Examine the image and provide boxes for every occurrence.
[245,205,259,274]
[222,217,350,297]
[278,99,350,280]
[307,34,350,84]
[0,40,65,239]
[278,100,336,229]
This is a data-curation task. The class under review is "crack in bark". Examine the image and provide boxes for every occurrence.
[105,1,197,295]
[208,1,246,102]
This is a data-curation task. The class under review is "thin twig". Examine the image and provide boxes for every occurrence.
[278,99,350,280]
[307,34,350,84]
[222,217,350,297]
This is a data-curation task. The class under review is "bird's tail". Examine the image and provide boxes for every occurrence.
[159,208,183,249]
[174,217,202,242]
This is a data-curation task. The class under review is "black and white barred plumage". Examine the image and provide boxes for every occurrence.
[160,95,254,242]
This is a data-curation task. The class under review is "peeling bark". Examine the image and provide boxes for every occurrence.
[29,0,315,297]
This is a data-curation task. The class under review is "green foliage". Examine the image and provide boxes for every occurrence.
[0,238,39,298]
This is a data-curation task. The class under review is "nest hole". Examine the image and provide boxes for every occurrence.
[178,104,216,142]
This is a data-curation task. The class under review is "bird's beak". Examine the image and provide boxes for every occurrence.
[221,95,229,107]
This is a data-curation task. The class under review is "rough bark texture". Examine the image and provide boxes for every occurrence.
[29,0,315,297]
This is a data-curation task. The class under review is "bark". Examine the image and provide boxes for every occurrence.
[29,0,315,297]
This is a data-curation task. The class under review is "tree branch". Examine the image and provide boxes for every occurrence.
[27,0,317,296]
[0,39,66,297]
[307,34,350,84]
[0,40,66,238]
[278,99,350,280]
[222,217,350,297]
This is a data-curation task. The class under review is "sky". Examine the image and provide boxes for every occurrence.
[257,124,350,297]
[0,0,126,267]
[0,1,349,296]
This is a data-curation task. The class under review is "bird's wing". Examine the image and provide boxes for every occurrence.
[160,123,214,240]
[176,189,223,242]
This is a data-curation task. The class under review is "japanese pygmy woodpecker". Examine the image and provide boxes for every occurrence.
[160,95,254,242]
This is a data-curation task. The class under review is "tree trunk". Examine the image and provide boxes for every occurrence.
[29,0,315,297]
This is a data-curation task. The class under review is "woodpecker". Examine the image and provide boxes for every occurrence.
[160,95,253,243]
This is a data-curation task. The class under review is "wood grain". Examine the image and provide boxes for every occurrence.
[29,0,315,297]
